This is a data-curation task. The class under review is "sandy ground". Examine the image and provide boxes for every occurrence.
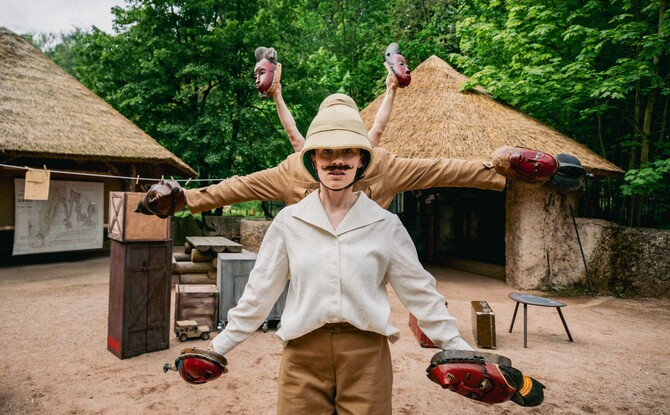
[1,252,669,415]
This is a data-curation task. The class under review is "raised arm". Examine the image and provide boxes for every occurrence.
[368,74,399,147]
[273,83,306,153]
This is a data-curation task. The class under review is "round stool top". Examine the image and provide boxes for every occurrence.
[508,292,566,308]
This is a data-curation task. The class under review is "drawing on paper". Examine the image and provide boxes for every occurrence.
[13,179,104,255]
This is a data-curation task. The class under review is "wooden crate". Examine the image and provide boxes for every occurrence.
[175,284,219,330]
[107,240,172,359]
[108,192,170,242]
[217,252,288,331]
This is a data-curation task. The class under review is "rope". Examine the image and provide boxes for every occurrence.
[0,162,228,184]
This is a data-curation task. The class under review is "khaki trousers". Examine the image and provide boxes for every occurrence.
[277,323,393,415]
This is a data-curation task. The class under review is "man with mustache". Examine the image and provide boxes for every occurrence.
[204,93,544,413]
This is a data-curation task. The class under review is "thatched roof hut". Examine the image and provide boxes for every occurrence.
[360,55,624,178]
[0,27,195,178]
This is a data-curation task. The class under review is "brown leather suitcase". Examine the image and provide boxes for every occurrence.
[408,302,448,349]
[471,300,496,349]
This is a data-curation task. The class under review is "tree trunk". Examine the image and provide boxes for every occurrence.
[640,91,656,165]
[627,85,641,226]
[597,113,606,158]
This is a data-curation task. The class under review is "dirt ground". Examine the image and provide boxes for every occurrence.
[1,252,669,415]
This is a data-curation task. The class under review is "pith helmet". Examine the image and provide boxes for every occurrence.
[300,93,373,181]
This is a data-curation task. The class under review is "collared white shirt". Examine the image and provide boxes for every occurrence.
[212,190,472,355]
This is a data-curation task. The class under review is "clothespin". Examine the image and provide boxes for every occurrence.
[185,178,192,186]
[136,175,140,185]
[43,165,48,173]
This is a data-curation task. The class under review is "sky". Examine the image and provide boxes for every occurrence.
[1,0,127,35]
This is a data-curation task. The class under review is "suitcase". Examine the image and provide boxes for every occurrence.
[408,302,448,349]
[471,300,496,349]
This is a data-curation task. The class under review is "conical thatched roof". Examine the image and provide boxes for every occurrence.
[360,55,624,178]
[0,27,196,178]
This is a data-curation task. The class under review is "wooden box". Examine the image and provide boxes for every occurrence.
[107,240,172,359]
[471,300,496,349]
[108,192,170,242]
[217,252,288,331]
[175,284,219,330]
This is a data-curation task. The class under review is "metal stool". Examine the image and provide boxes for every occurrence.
[508,292,573,348]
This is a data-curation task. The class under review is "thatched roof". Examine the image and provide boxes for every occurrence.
[360,55,624,178]
[0,27,196,178]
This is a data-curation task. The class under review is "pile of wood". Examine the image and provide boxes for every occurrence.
[172,236,243,284]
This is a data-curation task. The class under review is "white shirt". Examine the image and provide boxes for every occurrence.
[212,190,472,355]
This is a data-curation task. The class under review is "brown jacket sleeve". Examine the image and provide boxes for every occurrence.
[357,148,506,209]
[382,149,506,191]
[185,148,505,213]
[184,155,299,214]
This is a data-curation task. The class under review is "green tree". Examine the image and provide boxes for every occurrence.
[68,0,410,188]
[452,0,669,227]
[72,0,297,189]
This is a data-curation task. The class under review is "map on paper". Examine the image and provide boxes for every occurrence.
[13,179,104,256]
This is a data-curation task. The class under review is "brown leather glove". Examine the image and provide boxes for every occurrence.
[135,179,186,218]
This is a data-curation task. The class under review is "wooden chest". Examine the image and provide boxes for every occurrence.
[471,300,496,349]
[175,284,219,331]
[107,240,172,359]
[108,192,170,242]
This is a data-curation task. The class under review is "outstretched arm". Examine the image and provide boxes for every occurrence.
[183,158,294,214]
[368,74,399,147]
[273,84,305,153]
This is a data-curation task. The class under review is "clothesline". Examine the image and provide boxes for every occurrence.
[0,162,228,184]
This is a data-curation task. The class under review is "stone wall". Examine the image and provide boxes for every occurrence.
[583,221,670,297]
[505,181,670,297]
[240,219,272,253]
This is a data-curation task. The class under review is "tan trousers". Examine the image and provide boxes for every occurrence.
[277,323,393,415]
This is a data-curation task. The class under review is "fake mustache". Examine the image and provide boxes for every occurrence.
[321,165,354,171]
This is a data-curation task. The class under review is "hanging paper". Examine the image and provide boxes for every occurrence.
[24,169,51,200]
